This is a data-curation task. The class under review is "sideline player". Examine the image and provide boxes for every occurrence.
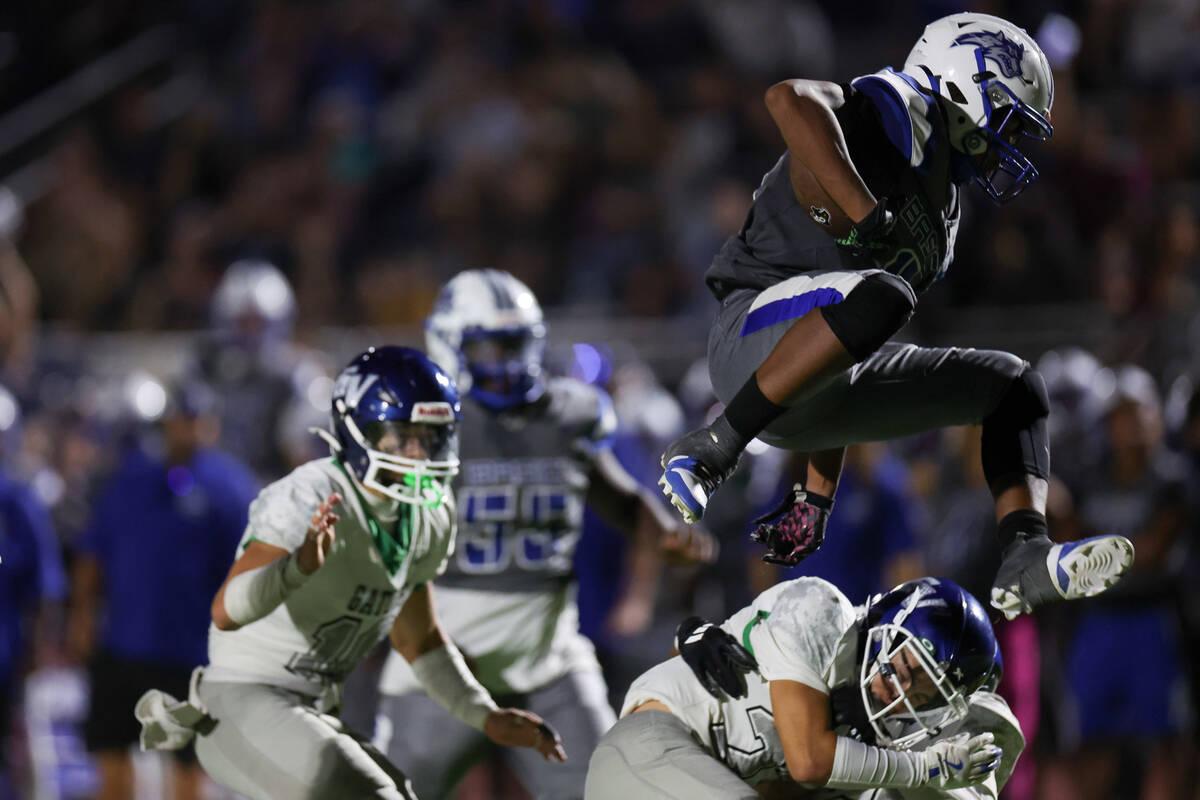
[586,577,1019,799]
[375,269,717,798]
[656,12,1132,619]
[136,346,564,800]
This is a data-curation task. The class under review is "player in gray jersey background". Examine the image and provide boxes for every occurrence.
[586,577,1019,800]
[375,269,717,799]
[656,12,1133,623]
[135,346,565,800]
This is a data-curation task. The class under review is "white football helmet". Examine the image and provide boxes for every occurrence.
[425,269,547,412]
[211,259,296,349]
[904,13,1053,203]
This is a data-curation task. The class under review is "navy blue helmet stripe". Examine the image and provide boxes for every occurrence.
[482,269,515,310]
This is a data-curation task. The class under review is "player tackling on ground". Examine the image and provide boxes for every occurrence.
[587,576,1020,799]
[657,12,1133,620]
[135,346,564,800]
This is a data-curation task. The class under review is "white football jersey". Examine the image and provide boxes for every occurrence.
[622,577,859,786]
[206,458,456,698]
[622,575,1024,798]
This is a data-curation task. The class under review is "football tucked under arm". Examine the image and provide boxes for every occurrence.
[787,155,857,238]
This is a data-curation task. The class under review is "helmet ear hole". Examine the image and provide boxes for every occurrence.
[945,81,968,104]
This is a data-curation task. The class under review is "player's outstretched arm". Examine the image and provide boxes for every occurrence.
[211,493,341,631]
[389,585,567,762]
[770,680,1001,791]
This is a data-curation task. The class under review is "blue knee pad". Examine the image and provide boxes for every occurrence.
[819,272,917,361]
[981,368,1050,491]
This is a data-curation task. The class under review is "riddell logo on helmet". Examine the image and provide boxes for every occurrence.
[412,402,454,422]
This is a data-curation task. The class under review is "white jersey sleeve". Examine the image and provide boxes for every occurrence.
[741,577,858,692]
[243,468,327,552]
[849,68,936,169]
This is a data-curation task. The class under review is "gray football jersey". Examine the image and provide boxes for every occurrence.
[706,69,959,299]
[435,376,616,594]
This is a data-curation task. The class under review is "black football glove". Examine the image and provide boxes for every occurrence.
[750,484,833,567]
[835,197,896,258]
[675,616,758,699]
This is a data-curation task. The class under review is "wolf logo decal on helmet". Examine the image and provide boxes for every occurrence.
[951,30,1027,79]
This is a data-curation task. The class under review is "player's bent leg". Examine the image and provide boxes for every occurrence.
[752,344,1027,451]
[981,368,1133,618]
[662,269,912,523]
[504,667,615,799]
[375,690,488,798]
[584,711,758,800]
[194,681,417,800]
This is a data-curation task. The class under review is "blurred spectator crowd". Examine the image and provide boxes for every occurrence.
[2,0,1200,798]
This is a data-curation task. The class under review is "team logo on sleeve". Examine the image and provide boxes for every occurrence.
[952,30,1026,79]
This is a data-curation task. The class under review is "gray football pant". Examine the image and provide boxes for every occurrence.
[584,710,757,800]
[194,680,416,800]
[375,668,615,800]
[709,283,1027,452]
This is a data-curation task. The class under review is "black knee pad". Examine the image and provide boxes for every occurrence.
[981,367,1051,491]
[820,271,917,361]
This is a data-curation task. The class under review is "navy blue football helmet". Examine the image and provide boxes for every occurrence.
[324,346,461,506]
[425,269,547,413]
[859,577,1002,748]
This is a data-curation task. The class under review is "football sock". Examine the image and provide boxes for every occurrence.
[997,508,1049,549]
[723,373,787,442]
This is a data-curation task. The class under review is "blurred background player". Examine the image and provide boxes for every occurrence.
[193,259,332,482]
[375,270,716,799]
[0,381,67,800]
[657,12,1132,622]
[587,577,1016,799]
[136,346,564,800]
[67,380,258,800]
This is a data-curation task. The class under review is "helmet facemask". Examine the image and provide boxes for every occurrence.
[958,70,1053,203]
[460,324,547,412]
[335,400,459,507]
[859,621,972,749]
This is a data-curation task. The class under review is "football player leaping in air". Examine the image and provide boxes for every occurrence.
[136,346,564,800]
[587,576,1021,800]
[375,269,717,799]
[657,12,1133,620]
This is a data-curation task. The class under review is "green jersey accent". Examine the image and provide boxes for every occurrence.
[333,458,410,576]
[741,610,771,659]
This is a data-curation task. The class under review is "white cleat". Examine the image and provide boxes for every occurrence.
[991,534,1134,621]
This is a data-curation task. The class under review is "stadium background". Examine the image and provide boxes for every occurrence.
[1,0,1197,798]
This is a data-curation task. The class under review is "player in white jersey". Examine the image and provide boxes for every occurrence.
[375,269,717,799]
[585,577,1017,799]
[135,346,565,800]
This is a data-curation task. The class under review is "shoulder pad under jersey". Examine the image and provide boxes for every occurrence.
[544,377,617,450]
[850,68,935,168]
